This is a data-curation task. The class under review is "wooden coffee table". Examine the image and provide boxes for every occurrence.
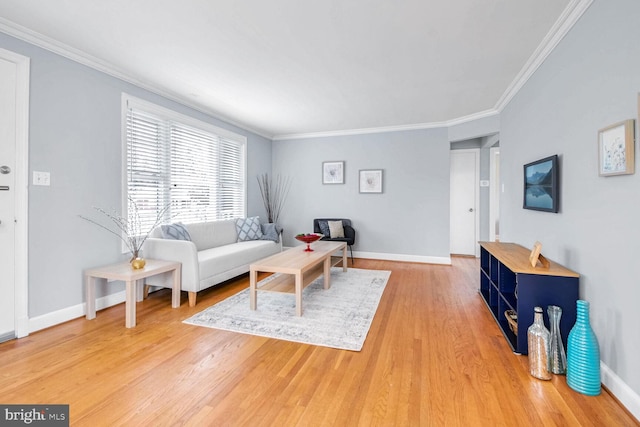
[249,240,347,316]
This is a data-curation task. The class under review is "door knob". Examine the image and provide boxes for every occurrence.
[0,165,10,174]
[469,208,474,212]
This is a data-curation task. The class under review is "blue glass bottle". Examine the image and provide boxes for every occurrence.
[566,300,601,396]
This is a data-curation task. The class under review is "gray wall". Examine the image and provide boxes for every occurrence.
[500,0,640,400]
[0,32,272,318]
[273,128,451,259]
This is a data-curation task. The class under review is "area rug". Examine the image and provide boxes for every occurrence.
[183,267,391,351]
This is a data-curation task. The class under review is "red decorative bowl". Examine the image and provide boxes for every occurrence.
[295,233,323,251]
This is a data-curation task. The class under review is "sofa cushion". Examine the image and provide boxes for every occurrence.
[186,220,237,251]
[160,222,192,241]
[317,220,330,237]
[198,240,278,279]
[260,223,279,242]
[235,216,263,241]
[328,220,345,238]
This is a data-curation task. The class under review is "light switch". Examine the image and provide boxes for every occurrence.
[33,171,50,186]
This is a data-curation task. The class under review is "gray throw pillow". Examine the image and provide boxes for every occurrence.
[317,220,330,237]
[235,216,264,241]
[260,223,280,242]
[161,222,192,241]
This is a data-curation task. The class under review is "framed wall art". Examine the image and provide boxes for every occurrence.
[598,119,635,176]
[523,155,559,213]
[322,161,344,184]
[359,169,383,193]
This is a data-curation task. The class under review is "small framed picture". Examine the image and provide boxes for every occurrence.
[322,161,344,184]
[359,169,383,193]
[598,119,635,176]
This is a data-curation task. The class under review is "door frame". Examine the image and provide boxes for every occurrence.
[449,148,480,257]
[489,146,500,242]
[1,48,30,338]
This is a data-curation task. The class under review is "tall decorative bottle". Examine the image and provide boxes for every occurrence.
[547,305,567,374]
[528,306,551,380]
[566,300,601,395]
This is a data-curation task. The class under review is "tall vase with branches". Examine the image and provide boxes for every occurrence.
[80,197,169,262]
[257,174,292,226]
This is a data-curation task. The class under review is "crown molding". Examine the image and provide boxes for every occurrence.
[272,120,448,141]
[0,17,273,140]
[0,0,592,143]
[273,109,500,141]
[494,0,594,112]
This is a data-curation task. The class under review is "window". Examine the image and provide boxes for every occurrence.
[123,94,246,231]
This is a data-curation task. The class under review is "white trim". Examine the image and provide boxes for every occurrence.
[354,251,451,265]
[494,0,594,111]
[279,247,451,265]
[489,146,500,242]
[0,2,591,142]
[444,109,500,128]
[274,120,448,141]
[273,0,592,142]
[273,110,500,141]
[29,291,126,333]
[0,17,272,140]
[122,93,247,144]
[602,361,640,421]
[0,48,30,338]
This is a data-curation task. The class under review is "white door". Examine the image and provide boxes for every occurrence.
[0,49,29,342]
[0,56,18,341]
[450,149,479,256]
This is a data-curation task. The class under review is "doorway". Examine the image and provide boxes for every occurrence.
[489,147,500,241]
[0,48,30,342]
[449,149,479,256]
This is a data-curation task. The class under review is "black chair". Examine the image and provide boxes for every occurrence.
[313,218,356,265]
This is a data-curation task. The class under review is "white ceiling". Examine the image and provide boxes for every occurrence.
[0,0,586,139]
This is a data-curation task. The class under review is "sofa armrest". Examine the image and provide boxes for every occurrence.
[143,237,200,292]
[344,225,356,242]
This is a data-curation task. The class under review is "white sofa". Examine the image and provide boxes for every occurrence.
[143,219,281,306]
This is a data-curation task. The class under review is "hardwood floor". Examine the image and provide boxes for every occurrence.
[1,257,637,426]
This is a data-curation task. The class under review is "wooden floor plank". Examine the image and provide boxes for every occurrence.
[0,257,637,426]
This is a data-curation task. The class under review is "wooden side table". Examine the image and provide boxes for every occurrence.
[85,259,181,328]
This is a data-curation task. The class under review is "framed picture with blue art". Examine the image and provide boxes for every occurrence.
[598,119,635,176]
[523,155,559,213]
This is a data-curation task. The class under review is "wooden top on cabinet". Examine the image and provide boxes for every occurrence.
[479,241,579,278]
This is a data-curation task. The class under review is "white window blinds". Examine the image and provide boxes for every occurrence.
[124,95,246,230]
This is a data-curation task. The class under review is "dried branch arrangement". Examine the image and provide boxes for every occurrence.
[257,174,292,225]
[79,198,169,261]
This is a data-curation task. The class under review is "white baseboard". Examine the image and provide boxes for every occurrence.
[28,291,126,334]
[602,361,640,421]
[27,249,450,334]
[354,250,451,265]
[280,247,452,265]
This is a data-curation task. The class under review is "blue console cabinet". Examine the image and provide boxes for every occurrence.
[479,242,579,355]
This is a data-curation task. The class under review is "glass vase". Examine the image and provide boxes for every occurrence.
[567,300,601,395]
[547,305,567,375]
[527,306,551,380]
